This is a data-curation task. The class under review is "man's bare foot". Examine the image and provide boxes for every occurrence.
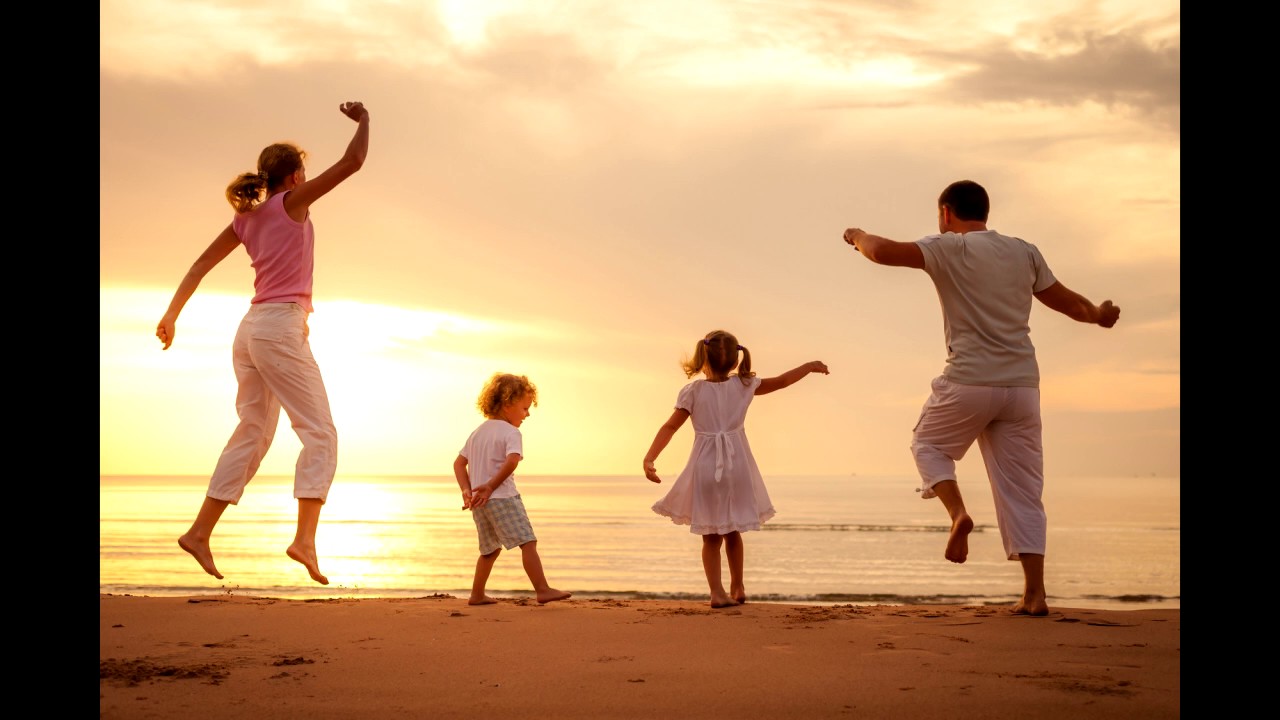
[178,534,223,579]
[286,543,329,585]
[1012,593,1049,616]
[468,595,499,605]
[944,513,974,563]
[536,589,572,604]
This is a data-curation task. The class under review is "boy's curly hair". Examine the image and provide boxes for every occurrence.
[477,373,538,418]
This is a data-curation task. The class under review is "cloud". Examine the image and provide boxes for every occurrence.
[930,23,1180,132]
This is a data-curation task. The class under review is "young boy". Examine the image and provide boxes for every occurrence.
[453,372,573,606]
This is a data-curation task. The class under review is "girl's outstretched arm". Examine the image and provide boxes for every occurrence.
[155,225,241,350]
[756,360,829,395]
[284,101,370,217]
[642,409,690,483]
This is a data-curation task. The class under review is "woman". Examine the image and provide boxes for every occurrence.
[156,100,371,585]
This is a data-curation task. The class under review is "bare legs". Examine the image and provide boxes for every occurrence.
[701,534,740,608]
[930,480,974,563]
[469,549,501,605]
[1012,553,1049,616]
[178,496,229,580]
[724,531,746,603]
[179,496,328,585]
[469,541,572,605]
[286,498,328,585]
[521,541,572,603]
[931,479,1049,616]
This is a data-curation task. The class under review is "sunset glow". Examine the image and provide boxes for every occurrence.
[101,0,1179,479]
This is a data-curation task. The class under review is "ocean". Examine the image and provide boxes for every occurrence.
[99,474,1179,610]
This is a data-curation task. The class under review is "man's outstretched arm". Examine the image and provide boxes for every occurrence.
[1033,281,1120,327]
[843,228,925,269]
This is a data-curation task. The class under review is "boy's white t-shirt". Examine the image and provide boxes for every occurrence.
[458,418,523,499]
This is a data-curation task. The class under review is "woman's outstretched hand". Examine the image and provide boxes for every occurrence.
[339,101,369,122]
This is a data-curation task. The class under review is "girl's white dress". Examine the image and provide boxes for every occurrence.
[652,376,776,534]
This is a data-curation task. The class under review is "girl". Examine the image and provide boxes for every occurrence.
[643,329,829,608]
[156,100,371,586]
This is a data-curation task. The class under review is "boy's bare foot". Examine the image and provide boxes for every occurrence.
[468,595,499,605]
[178,534,223,579]
[536,589,572,604]
[944,513,974,563]
[286,543,329,585]
[1012,593,1049,616]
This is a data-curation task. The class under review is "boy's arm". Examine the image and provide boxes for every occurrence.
[643,409,690,483]
[756,361,830,396]
[453,455,473,509]
[470,453,521,508]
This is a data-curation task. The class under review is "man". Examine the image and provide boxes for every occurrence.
[843,180,1120,616]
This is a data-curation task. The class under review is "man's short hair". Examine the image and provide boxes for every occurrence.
[938,180,989,222]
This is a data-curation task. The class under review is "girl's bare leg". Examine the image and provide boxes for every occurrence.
[470,549,501,605]
[286,498,329,585]
[930,480,974,563]
[178,496,229,579]
[725,531,746,603]
[702,534,737,608]
[519,541,572,603]
[1012,553,1049,616]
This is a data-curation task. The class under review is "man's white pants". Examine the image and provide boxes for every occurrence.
[910,376,1045,559]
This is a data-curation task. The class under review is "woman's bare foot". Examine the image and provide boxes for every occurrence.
[730,584,747,604]
[286,543,329,585]
[536,589,572,604]
[178,534,223,579]
[944,513,974,563]
[468,595,499,605]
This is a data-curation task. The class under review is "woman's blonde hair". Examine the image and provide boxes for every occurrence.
[224,142,307,213]
[682,329,754,385]
[477,373,539,418]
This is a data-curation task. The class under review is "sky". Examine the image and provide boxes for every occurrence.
[100,0,1180,481]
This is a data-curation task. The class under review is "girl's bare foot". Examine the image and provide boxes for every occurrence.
[178,534,223,579]
[945,513,974,563]
[710,593,739,609]
[468,595,499,605]
[286,543,329,585]
[536,589,572,604]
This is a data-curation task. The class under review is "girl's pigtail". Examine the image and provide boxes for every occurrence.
[737,344,754,383]
[682,340,708,378]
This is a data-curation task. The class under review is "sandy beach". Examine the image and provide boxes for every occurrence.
[100,594,1179,719]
